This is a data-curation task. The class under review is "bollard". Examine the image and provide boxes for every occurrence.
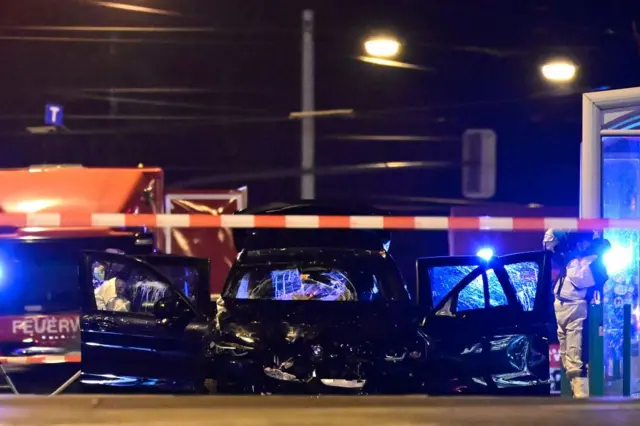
[560,368,572,397]
[588,303,605,396]
[623,304,632,397]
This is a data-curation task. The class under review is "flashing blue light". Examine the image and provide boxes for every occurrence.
[476,248,494,261]
[603,242,633,275]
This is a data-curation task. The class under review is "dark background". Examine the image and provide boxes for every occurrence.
[1,0,640,208]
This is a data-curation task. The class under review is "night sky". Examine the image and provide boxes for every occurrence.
[1,0,640,208]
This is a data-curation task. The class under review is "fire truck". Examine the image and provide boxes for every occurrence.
[0,165,246,392]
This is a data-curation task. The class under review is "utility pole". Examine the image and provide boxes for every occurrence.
[108,32,119,165]
[300,9,315,200]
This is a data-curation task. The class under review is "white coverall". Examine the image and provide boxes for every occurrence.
[94,277,131,312]
[545,229,601,398]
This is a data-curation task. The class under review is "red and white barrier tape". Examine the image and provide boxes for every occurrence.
[0,352,80,365]
[0,213,634,230]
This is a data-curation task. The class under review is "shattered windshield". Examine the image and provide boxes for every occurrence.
[224,256,409,302]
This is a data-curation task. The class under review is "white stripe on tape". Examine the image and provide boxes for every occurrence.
[92,213,126,228]
[26,213,61,227]
[349,216,384,229]
[221,215,255,228]
[544,218,578,230]
[479,217,514,231]
[414,217,449,230]
[285,215,319,228]
[609,219,640,229]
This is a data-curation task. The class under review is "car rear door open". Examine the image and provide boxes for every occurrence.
[415,251,553,394]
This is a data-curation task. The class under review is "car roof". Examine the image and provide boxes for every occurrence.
[233,202,391,251]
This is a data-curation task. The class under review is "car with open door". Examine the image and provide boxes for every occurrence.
[78,250,214,394]
[416,250,553,395]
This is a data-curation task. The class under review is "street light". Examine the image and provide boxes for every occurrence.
[541,60,577,83]
[364,37,401,58]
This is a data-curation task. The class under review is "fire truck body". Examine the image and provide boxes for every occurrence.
[0,166,244,385]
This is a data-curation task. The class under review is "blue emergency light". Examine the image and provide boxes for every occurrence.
[476,248,494,261]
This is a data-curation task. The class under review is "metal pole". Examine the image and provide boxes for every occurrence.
[588,302,605,396]
[301,9,315,200]
[623,304,632,396]
[49,370,82,396]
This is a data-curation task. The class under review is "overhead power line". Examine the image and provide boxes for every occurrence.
[171,161,459,188]
[74,94,271,114]
[1,26,219,33]
[0,35,279,45]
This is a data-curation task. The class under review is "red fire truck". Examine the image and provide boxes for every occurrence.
[0,165,245,392]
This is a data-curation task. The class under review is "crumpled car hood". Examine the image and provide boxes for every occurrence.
[216,299,421,348]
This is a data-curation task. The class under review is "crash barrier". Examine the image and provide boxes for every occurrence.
[0,353,81,396]
[2,213,640,229]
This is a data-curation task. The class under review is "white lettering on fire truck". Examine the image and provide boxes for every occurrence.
[11,316,79,336]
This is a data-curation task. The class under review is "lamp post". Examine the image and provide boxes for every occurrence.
[300,10,315,200]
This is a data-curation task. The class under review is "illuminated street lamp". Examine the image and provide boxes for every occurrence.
[364,37,401,58]
[541,60,577,83]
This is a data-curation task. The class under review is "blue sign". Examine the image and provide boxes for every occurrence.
[44,104,63,126]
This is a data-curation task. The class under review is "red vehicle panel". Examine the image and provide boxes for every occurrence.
[163,188,248,296]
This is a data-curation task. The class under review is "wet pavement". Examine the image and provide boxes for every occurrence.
[0,395,639,425]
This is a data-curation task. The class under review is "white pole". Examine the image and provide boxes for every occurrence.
[301,10,315,200]
[580,94,602,219]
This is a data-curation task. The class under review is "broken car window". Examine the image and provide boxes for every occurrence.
[92,260,173,315]
[504,261,539,312]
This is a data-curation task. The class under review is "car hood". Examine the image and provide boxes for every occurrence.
[215,299,421,348]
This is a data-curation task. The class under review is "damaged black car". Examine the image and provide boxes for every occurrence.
[76,203,554,395]
[212,248,428,394]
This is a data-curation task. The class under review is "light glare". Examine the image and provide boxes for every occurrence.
[603,242,633,275]
[541,61,577,82]
[476,248,494,261]
[364,38,401,58]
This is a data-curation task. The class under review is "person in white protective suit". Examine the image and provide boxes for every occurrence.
[93,264,131,312]
[543,229,609,398]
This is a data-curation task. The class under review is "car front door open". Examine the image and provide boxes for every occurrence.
[78,251,211,394]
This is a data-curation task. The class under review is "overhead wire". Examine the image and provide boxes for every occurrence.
[170,160,459,188]
[0,86,591,137]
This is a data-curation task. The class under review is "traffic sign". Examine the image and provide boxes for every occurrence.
[44,104,63,126]
[462,129,497,199]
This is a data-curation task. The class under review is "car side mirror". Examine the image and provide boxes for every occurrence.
[153,295,180,324]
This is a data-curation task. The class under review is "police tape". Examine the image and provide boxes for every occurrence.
[0,352,80,365]
[0,213,634,230]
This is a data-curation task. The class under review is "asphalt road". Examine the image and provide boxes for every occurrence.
[1,395,640,426]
